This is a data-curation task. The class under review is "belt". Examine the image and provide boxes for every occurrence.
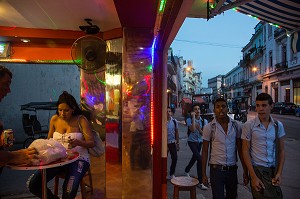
[211,164,237,171]
[167,141,176,144]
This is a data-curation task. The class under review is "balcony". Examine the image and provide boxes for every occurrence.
[251,47,263,60]
[275,61,288,71]
[241,54,251,67]
[167,76,177,91]
[274,28,286,41]
[167,62,177,75]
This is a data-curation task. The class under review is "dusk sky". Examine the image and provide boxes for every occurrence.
[171,10,259,87]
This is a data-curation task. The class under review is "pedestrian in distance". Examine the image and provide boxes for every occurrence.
[184,103,209,190]
[202,98,249,199]
[242,93,285,199]
[166,107,179,180]
[0,64,38,167]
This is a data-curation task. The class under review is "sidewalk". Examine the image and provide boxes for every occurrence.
[167,107,252,198]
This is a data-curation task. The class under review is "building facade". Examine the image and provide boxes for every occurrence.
[208,74,224,100]
[222,21,300,106]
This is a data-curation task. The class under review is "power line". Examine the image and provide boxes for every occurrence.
[174,39,243,48]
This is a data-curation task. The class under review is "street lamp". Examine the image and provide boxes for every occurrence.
[252,66,258,72]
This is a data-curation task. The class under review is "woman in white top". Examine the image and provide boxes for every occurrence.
[28,91,94,199]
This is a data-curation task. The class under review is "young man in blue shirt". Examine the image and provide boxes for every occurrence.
[166,107,179,180]
[185,103,208,190]
[242,93,285,198]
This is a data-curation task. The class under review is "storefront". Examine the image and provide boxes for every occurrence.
[1,1,299,198]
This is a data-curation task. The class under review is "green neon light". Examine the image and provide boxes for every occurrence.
[147,65,153,72]
[210,3,217,9]
[159,0,167,13]
[94,71,106,85]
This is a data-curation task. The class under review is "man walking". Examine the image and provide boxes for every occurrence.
[166,107,179,180]
[202,98,248,198]
[242,93,285,198]
[185,103,208,190]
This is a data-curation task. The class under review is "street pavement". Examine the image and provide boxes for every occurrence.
[167,107,300,199]
[166,107,252,199]
[0,107,299,199]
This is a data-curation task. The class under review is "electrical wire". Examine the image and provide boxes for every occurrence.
[174,39,243,48]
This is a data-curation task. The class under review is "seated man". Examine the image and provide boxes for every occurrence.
[0,64,38,167]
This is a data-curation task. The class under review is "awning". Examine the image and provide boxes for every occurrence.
[193,96,206,104]
[181,98,192,104]
[210,0,300,33]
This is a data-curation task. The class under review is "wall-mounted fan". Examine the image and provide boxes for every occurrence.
[71,35,107,72]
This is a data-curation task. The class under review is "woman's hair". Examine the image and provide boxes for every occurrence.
[56,91,82,115]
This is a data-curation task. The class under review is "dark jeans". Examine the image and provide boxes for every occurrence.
[252,166,283,199]
[28,160,90,199]
[167,142,178,176]
[185,141,203,182]
[210,166,238,199]
[130,131,151,170]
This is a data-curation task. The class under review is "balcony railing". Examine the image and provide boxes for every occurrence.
[251,47,263,60]
[167,76,177,91]
[274,28,286,40]
[167,62,177,75]
[275,61,288,71]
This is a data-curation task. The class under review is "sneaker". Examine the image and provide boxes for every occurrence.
[185,172,190,177]
[197,183,208,190]
[166,175,175,180]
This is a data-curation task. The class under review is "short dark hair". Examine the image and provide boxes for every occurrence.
[0,65,12,79]
[213,98,227,108]
[256,93,273,105]
[192,103,201,110]
[56,91,82,115]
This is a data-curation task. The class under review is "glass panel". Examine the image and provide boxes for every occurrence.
[80,38,123,198]
[80,67,106,197]
[105,38,123,198]
[122,28,153,199]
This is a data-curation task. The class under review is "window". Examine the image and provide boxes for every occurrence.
[259,63,262,74]
[282,45,287,63]
[268,25,272,39]
[256,85,262,90]
[264,54,267,72]
[263,26,266,42]
[281,80,290,86]
[269,51,273,70]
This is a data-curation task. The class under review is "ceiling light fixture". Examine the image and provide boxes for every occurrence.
[21,39,30,43]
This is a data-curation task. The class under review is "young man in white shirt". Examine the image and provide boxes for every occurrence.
[202,98,248,198]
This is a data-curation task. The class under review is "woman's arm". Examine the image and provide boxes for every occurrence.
[71,116,95,148]
[47,116,56,139]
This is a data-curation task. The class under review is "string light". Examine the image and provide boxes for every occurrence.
[158,0,167,13]
[232,8,282,29]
